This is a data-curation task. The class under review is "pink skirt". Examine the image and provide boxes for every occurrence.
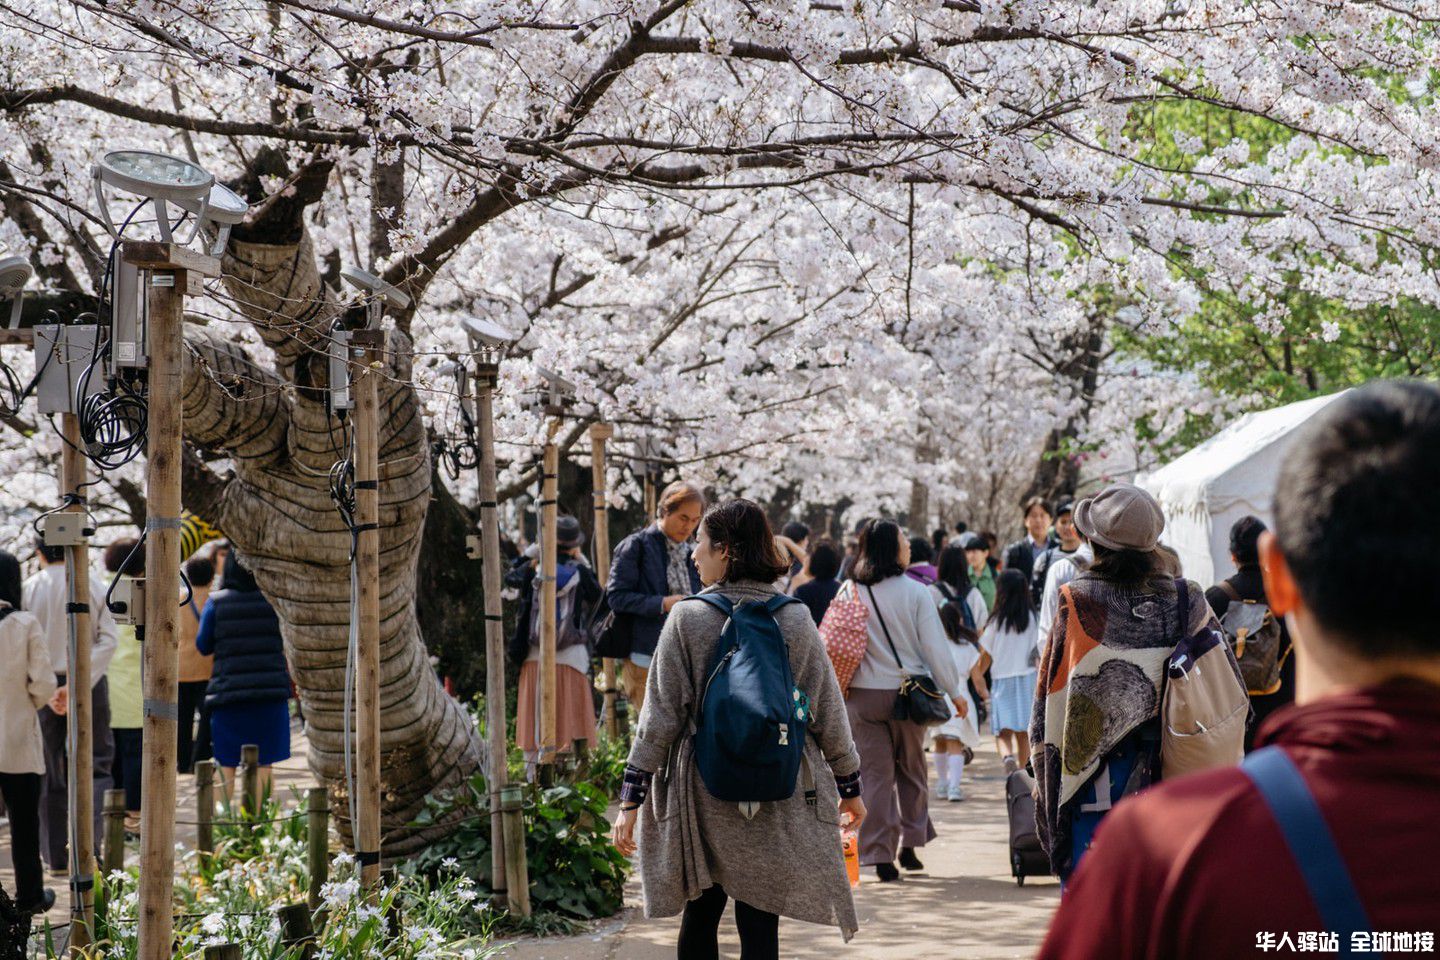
[515,660,597,753]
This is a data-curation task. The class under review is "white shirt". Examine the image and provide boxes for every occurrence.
[22,564,119,680]
[848,574,966,701]
[0,608,56,774]
[1038,542,1094,650]
[980,617,1041,679]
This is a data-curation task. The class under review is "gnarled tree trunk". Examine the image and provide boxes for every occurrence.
[181,231,481,855]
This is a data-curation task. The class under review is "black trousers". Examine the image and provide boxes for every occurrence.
[111,728,143,812]
[177,680,210,773]
[39,675,113,871]
[0,773,43,907]
[677,885,779,960]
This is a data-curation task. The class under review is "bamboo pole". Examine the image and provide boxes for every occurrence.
[137,262,184,960]
[473,364,509,896]
[537,425,560,770]
[101,789,126,877]
[59,411,95,949]
[307,787,329,913]
[195,760,215,856]
[589,424,617,739]
[351,329,385,898]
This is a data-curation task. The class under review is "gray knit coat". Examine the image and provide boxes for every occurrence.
[627,579,862,940]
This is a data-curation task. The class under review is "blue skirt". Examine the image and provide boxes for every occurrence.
[210,700,292,767]
[991,672,1037,733]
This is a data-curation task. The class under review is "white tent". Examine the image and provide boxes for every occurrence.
[1136,391,1348,586]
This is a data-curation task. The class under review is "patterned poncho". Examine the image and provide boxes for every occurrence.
[1030,572,1214,876]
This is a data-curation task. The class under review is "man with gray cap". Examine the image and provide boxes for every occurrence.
[1030,482,1245,880]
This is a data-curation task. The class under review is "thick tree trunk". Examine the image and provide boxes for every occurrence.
[1027,317,1106,505]
[180,233,481,855]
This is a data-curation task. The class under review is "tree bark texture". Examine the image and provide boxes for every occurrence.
[180,233,481,855]
[1026,317,1106,506]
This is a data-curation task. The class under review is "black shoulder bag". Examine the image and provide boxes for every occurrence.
[866,585,950,727]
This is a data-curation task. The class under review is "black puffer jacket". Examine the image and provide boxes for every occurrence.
[201,587,291,708]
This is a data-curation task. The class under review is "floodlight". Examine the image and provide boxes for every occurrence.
[461,317,516,350]
[93,150,213,244]
[176,182,249,257]
[0,254,31,329]
[341,266,411,312]
[535,366,576,395]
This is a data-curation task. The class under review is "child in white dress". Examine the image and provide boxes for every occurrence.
[931,603,991,801]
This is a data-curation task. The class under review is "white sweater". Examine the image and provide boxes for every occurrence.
[0,607,57,774]
[848,574,965,701]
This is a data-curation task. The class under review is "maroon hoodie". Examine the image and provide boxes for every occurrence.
[1036,679,1440,960]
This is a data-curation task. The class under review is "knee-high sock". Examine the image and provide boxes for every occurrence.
[948,752,966,792]
[933,750,950,787]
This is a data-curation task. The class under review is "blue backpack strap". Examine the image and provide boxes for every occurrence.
[686,593,734,617]
[1242,746,1376,953]
[765,594,802,614]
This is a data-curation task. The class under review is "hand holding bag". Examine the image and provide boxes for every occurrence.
[866,584,950,727]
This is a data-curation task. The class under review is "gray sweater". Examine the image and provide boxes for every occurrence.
[628,579,862,939]
[848,574,966,700]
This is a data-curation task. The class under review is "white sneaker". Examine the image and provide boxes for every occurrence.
[947,785,965,802]
[935,782,949,799]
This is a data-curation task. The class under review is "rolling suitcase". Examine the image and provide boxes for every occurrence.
[1006,768,1051,886]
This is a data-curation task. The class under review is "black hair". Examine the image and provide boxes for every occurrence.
[185,555,217,589]
[1229,516,1266,568]
[990,568,1033,633]
[34,537,64,565]
[220,552,260,593]
[806,540,842,581]
[1021,496,1052,521]
[0,549,21,609]
[1275,381,1440,657]
[907,536,933,565]
[935,544,972,595]
[953,521,968,535]
[781,521,810,543]
[931,528,949,553]
[939,601,979,647]
[701,499,790,583]
[104,538,144,576]
[1089,543,1164,587]
[852,520,906,585]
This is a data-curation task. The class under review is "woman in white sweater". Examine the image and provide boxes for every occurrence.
[846,520,969,882]
[0,549,57,914]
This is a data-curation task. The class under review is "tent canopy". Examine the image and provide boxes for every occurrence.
[1136,391,1347,587]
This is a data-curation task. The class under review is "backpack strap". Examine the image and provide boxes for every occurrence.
[1218,580,1241,604]
[864,585,906,672]
[685,593,734,617]
[764,594,802,615]
[1242,747,1376,952]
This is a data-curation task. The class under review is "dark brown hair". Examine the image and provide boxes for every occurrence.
[701,499,789,583]
[658,479,706,517]
[852,519,906,585]
[104,538,144,576]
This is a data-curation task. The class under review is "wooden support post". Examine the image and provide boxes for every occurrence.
[277,902,316,959]
[131,241,220,960]
[537,428,560,770]
[498,785,531,917]
[59,411,95,949]
[589,423,618,739]
[307,787,329,913]
[195,760,215,857]
[351,329,385,898]
[203,945,242,960]
[473,365,510,895]
[240,744,260,816]
[101,789,126,877]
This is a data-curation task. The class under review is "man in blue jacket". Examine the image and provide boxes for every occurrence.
[606,480,705,717]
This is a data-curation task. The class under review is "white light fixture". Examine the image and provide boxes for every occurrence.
[0,254,32,329]
[93,150,213,244]
[176,181,249,257]
[461,316,516,350]
[341,266,411,315]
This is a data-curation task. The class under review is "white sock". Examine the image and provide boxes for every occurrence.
[948,753,966,793]
[934,751,950,787]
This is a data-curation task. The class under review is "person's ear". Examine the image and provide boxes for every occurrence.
[1259,531,1301,618]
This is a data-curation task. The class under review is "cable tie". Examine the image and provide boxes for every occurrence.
[483,614,503,622]
[145,516,183,531]
[353,523,380,533]
[354,480,378,490]
[479,500,498,508]
[538,499,558,506]
[355,850,381,866]
[65,602,90,615]
[69,875,95,893]
[143,699,179,721]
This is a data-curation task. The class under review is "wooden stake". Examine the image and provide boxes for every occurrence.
[537,427,560,769]
[498,785,531,917]
[203,945,242,960]
[59,412,94,949]
[588,423,618,739]
[473,367,509,895]
[351,329,385,898]
[137,260,185,960]
[240,744,260,816]
[307,787,329,913]
[101,789,126,877]
[195,760,215,857]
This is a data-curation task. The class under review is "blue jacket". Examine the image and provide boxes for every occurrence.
[196,587,292,708]
[605,524,701,659]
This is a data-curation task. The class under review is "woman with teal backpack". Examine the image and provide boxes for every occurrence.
[611,499,866,958]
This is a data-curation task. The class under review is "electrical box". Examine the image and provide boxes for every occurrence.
[41,513,93,547]
[109,576,145,626]
[466,534,482,560]
[34,324,104,416]
[108,254,148,370]
[328,328,353,412]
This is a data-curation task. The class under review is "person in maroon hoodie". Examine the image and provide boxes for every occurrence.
[1037,380,1440,960]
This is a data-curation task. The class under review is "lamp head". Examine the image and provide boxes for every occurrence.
[0,255,32,298]
[93,150,213,244]
[341,266,411,312]
[461,316,516,350]
[175,182,249,257]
